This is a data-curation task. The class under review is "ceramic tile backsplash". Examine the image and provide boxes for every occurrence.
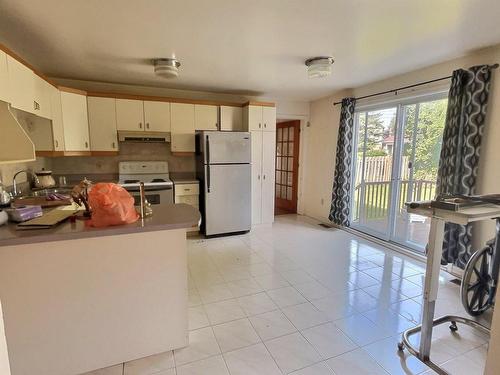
[51,142,195,175]
[0,157,51,186]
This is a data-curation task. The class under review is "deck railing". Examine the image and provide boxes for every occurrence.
[353,179,436,221]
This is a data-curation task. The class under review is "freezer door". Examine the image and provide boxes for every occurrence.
[204,163,251,235]
[201,131,251,164]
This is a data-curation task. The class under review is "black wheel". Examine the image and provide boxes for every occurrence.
[449,322,458,332]
[397,342,404,351]
[461,245,494,316]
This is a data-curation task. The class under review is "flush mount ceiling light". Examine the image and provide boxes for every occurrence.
[305,56,334,78]
[152,58,181,79]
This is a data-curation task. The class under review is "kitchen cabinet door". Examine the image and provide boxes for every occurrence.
[116,99,144,131]
[251,131,263,225]
[61,91,90,151]
[261,131,276,224]
[220,106,243,131]
[33,76,52,119]
[7,55,35,114]
[262,106,276,132]
[171,103,195,152]
[0,51,9,103]
[87,97,118,152]
[247,105,263,131]
[49,87,65,151]
[194,104,218,131]
[144,101,170,132]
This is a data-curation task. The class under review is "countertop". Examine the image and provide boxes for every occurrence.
[170,172,199,184]
[0,203,200,247]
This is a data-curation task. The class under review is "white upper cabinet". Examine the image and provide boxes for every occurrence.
[194,104,218,131]
[245,105,276,132]
[61,91,90,151]
[262,106,277,131]
[171,103,195,152]
[49,86,65,151]
[144,100,170,132]
[220,106,243,131]
[7,55,35,114]
[247,105,263,131]
[87,96,118,152]
[0,51,9,103]
[116,99,144,131]
[33,76,53,119]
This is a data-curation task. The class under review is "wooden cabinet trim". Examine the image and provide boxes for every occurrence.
[244,101,276,107]
[36,151,92,157]
[58,86,87,95]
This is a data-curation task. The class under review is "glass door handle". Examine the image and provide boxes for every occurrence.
[408,161,413,169]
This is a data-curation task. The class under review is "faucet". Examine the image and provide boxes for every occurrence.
[12,170,31,197]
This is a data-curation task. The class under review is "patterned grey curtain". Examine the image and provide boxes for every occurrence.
[437,65,493,268]
[329,97,356,226]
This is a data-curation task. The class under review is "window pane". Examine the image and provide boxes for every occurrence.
[276,171,281,184]
[289,128,294,141]
[282,128,288,141]
[281,185,287,198]
[287,157,293,172]
[281,171,287,185]
[287,187,292,200]
[275,185,280,198]
[277,128,282,141]
[288,142,294,156]
[287,172,293,185]
[276,143,282,156]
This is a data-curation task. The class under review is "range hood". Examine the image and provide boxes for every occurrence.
[0,101,35,164]
[118,131,171,143]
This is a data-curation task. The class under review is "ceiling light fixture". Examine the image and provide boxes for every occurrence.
[305,56,334,78]
[152,58,181,79]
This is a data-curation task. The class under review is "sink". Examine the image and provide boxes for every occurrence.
[30,188,72,197]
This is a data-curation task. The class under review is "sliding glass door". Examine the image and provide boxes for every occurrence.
[351,94,447,253]
[352,106,398,239]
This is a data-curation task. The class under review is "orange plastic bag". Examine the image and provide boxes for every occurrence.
[86,183,139,227]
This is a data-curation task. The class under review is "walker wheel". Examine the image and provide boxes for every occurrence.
[449,322,458,332]
[397,342,404,351]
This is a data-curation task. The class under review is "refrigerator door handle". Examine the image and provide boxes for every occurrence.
[206,134,210,165]
[207,164,211,193]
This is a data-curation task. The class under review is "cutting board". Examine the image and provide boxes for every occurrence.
[13,196,72,208]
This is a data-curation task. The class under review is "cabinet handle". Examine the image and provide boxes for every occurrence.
[112,142,116,149]
[139,122,143,129]
[184,188,191,191]
[263,174,266,180]
[259,123,261,128]
[55,140,59,148]
[258,174,260,180]
[85,141,89,148]
[264,123,267,128]
[146,123,150,129]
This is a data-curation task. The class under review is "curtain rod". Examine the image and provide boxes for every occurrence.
[333,63,499,106]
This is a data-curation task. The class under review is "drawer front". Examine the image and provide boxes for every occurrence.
[175,183,199,196]
[175,195,199,207]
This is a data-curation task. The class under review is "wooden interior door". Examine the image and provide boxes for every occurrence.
[275,120,300,214]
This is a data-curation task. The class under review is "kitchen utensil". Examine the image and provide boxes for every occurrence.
[34,169,56,189]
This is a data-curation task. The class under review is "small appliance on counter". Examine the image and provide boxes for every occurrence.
[195,131,251,236]
[34,169,56,189]
[4,205,43,222]
[118,161,174,206]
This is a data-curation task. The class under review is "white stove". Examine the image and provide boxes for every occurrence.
[118,161,174,205]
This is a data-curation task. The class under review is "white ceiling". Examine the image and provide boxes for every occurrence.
[1,0,500,101]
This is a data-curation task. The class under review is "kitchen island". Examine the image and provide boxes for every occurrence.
[0,203,200,375]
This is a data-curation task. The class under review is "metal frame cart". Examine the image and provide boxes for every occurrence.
[397,203,500,375]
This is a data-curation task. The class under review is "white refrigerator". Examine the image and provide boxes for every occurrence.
[196,131,252,236]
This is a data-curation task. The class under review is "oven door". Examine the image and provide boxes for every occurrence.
[126,186,174,205]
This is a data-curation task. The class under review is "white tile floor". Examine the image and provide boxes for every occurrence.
[85,215,491,375]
